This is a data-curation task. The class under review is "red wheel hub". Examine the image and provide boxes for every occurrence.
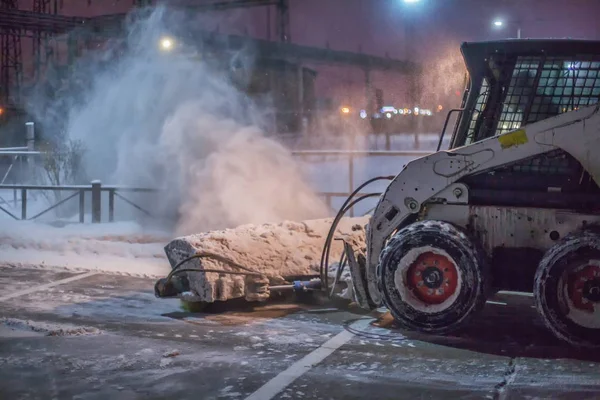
[567,264,600,313]
[406,251,459,305]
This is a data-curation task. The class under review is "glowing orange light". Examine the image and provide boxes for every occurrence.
[437,105,443,111]
[341,107,350,114]
[0,108,4,115]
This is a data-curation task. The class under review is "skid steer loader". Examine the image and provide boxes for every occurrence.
[155,38,600,348]
[342,38,600,348]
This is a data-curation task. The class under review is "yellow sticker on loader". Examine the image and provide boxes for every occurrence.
[497,129,528,149]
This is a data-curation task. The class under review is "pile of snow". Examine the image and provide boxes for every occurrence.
[0,215,370,290]
[0,219,172,277]
[164,216,369,302]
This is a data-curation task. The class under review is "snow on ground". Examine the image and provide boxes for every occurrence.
[0,133,440,276]
[0,217,172,277]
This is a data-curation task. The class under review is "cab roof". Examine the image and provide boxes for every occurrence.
[460,38,600,75]
[461,38,600,57]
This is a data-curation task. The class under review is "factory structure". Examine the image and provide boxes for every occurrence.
[0,0,422,146]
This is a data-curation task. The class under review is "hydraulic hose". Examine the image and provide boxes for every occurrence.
[165,252,265,283]
[322,192,382,293]
[168,268,263,279]
[319,175,393,282]
[319,175,395,294]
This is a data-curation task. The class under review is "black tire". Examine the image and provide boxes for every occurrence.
[534,232,600,348]
[378,220,490,335]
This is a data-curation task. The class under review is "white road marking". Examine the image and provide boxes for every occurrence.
[0,271,98,302]
[497,290,534,298]
[486,300,508,306]
[244,321,360,400]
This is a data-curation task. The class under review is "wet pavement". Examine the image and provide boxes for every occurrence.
[1,264,599,400]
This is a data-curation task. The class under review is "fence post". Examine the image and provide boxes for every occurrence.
[21,189,26,220]
[25,122,35,182]
[108,189,115,222]
[348,153,354,217]
[79,190,85,223]
[91,180,102,223]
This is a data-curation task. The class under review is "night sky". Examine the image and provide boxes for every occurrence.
[59,0,600,57]
[29,0,600,108]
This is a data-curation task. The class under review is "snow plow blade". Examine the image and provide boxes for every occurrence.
[155,216,369,304]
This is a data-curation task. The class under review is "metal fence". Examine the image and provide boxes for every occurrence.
[0,183,376,223]
[291,149,430,215]
[0,181,156,223]
[0,150,431,223]
[0,150,40,185]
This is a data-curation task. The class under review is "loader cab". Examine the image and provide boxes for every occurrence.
[449,39,600,149]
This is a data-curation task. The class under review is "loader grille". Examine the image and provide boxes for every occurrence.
[496,56,600,135]
[465,78,490,145]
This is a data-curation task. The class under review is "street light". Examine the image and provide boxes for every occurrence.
[159,36,174,51]
[493,19,522,39]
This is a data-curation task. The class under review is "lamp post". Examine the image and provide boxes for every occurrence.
[493,19,522,39]
[401,0,422,132]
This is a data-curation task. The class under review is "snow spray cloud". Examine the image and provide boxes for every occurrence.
[415,41,467,108]
[32,6,329,234]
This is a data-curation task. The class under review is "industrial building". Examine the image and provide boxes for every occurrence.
[0,0,418,146]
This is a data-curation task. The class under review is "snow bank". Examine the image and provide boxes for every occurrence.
[164,216,369,302]
[0,219,172,277]
[0,214,369,293]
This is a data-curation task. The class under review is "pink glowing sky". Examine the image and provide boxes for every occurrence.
[20,0,600,108]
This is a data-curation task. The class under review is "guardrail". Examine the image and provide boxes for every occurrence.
[0,182,369,223]
[0,150,40,186]
[0,181,156,223]
[0,151,42,156]
[292,150,430,191]
[292,149,431,215]
[0,150,430,222]
[0,147,30,152]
